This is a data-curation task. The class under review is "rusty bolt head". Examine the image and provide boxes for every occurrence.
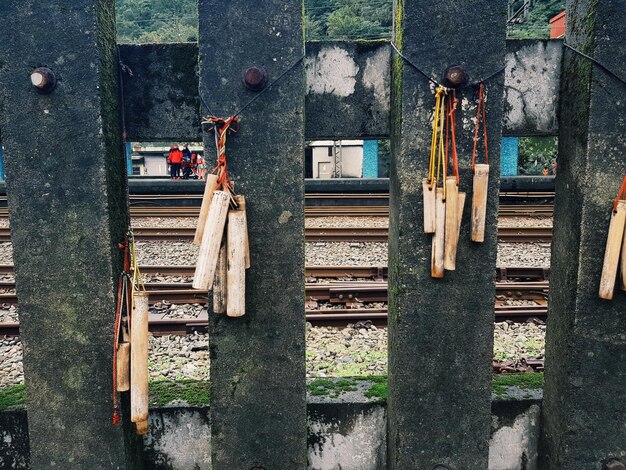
[242,66,268,92]
[31,67,57,94]
[604,458,626,470]
[442,65,469,89]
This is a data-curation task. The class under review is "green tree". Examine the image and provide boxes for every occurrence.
[508,0,565,39]
[519,136,557,175]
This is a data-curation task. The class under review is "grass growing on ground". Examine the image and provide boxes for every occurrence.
[0,385,26,411]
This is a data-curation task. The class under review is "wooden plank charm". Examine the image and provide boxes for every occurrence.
[193,190,230,290]
[135,420,149,436]
[213,241,227,314]
[116,342,130,392]
[194,174,219,245]
[471,164,489,243]
[130,291,149,434]
[233,195,250,269]
[227,210,246,317]
[431,188,445,278]
[599,200,626,300]
[423,178,436,233]
[445,190,466,271]
[444,177,459,270]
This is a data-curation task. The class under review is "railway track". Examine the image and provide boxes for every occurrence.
[0,279,549,306]
[0,204,553,218]
[0,264,550,281]
[0,226,552,243]
[0,265,549,334]
[0,304,547,337]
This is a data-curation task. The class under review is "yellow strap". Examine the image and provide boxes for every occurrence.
[129,230,145,293]
[428,86,447,191]
[439,92,447,200]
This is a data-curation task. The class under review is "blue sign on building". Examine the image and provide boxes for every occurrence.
[0,145,4,180]
[362,140,379,178]
[501,137,519,176]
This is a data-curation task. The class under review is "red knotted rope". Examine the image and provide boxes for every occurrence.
[205,116,240,194]
[471,83,489,173]
[614,175,626,212]
[446,89,460,185]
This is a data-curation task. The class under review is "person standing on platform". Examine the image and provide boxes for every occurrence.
[168,144,183,179]
[191,152,198,178]
[182,144,192,162]
[197,154,206,180]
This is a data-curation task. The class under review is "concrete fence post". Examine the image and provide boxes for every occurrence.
[540,1,626,468]
[388,1,507,468]
[198,2,307,468]
[0,0,141,468]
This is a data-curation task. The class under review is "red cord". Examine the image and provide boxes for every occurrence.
[112,239,129,425]
[471,83,489,172]
[614,175,626,212]
[447,89,460,185]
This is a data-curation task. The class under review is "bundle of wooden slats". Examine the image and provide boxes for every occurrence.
[599,176,626,300]
[193,175,250,317]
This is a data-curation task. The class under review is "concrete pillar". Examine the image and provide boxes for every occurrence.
[362,140,379,178]
[501,136,519,176]
[388,2,507,469]
[540,1,626,468]
[198,2,306,468]
[0,1,141,468]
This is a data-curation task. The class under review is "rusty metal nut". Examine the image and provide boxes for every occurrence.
[242,66,268,92]
[604,458,626,470]
[442,65,469,89]
[31,67,57,94]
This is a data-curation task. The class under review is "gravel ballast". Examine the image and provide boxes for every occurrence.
[0,214,552,388]
[0,321,546,387]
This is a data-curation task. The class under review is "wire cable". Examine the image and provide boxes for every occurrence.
[563,42,626,88]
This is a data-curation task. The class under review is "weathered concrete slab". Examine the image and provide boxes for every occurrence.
[387,1,507,468]
[119,44,201,142]
[119,39,561,141]
[199,2,306,468]
[503,40,562,136]
[0,0,142,467]
[0,390,544,470]
[305,41,391,139]
[540,1,626,468]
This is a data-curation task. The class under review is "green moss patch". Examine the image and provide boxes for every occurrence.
[308,379,358,398]
[149,380,210,407]
[357,373,544,403]
[0,373,544,411]
[0,385,26,411]
[493,373,544,397]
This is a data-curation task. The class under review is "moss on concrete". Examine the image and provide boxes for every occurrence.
[149,380,210,407]
[308,379,358,398]
[0,373,545,410]
[360,373,545,403]
[492,373,544,397]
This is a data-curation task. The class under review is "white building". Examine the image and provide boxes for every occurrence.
[308,140,364,178]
